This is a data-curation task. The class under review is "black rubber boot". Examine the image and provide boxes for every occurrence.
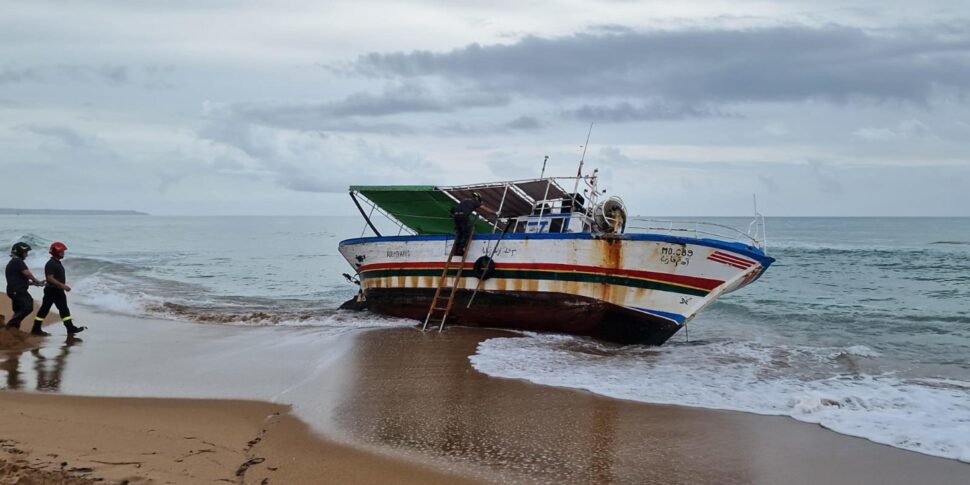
[30,323,51,336]
[66,323,86,335]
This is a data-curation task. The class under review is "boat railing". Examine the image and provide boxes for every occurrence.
[350,191,417,237]
[507,211,593,234]
[626,217,767,251]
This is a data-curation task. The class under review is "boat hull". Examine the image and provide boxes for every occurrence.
[339,233,773,345]
[364,287,683,345]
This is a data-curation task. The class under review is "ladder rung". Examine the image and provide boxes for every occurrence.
[424,233,474,331]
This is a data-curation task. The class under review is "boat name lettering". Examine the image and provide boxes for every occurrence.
[479,246,517,257]
[495,247,517,257]
[659,246,692,266]
[386,249,411,258]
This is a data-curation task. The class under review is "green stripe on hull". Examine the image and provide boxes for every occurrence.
[360,268,710,297]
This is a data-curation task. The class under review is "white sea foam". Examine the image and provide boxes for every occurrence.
[73,274,161,315]
[830,344,881,359]
[469,334,970,463]
[242,310,415,330]
[72,273,411,330]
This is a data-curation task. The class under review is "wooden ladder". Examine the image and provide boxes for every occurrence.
[422,232,474,332]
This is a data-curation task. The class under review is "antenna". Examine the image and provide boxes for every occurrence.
[748,193,768,253]
[577,123,593,177]
[539,155,549,179]
[571,123,594,205]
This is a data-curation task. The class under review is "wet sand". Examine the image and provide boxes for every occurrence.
[0,298,473,484]
[0,392,475,485]
[1,298,969,484]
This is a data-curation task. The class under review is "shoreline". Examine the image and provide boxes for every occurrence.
[1,297,476,484]
[0,392,475,484]
[2,299,968,484]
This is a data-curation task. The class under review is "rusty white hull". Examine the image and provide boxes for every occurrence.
[339,232,774,345]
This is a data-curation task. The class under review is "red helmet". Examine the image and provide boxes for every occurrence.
[50,242,68,256]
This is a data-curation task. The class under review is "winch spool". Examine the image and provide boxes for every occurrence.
[593,196,627,233]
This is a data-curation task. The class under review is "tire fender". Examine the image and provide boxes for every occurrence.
[473,256,496,280]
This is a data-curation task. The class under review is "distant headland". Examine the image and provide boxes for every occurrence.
[0,208,149,216]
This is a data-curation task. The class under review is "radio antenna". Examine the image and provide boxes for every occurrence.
[577,123,593,177]
[572,123,594,204]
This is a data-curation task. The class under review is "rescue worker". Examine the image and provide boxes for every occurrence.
[33,242,85,336]
[451,192,493,256]
[5,242,45,332]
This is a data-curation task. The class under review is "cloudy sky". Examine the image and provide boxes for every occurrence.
[2,0,968,216]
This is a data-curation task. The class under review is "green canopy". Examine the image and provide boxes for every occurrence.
[351,185,494,235]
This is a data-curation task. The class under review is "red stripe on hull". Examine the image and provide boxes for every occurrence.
[707,255,751,270]
[709,251,755,267]
[358,261,725,291]
[361,261,476,271]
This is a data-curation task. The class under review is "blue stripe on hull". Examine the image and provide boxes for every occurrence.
[339,232,774,268]
[630,307,687,325]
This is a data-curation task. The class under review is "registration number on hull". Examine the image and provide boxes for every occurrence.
[659,246,693,266]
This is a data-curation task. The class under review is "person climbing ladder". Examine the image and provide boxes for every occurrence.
[451,192,494,256]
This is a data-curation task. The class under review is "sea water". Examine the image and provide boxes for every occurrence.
[1,215,968,462]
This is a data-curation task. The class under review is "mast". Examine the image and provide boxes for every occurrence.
[571,123,593,211]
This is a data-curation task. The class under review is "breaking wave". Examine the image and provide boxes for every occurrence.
[469,334,970,463]
[71,271,397,329]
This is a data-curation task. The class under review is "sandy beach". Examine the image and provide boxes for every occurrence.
[1,298,968,484]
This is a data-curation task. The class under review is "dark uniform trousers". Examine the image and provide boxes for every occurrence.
[35,286,71,323]
[453,213,472,255]
[5,290,34,328]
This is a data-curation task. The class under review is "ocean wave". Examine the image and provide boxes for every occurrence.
[769,241,969,256]
[469,334,970,463]
[143,301,407,328]
[72,272,392,329]
[704,298,970,333]
[66,255,145,277]
[5,233,53,252]
[829,345,881,359]
[768,240,901,252]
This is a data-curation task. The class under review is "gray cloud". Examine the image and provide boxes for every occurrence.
[0,64,177,88]
[564,100,731,122]
[198,114,436,194]
[19,124,88,148]
[809,160,844,195]
[758,175,780,193]
[329,86,446,116]
[228,83,510,133]
[0,66,43,84]
[436,115,547,135]
[232,103,415,135]
[504,115,544,130]
[0,65,128,85]
[852,119,940,141]
[350,25,970,104]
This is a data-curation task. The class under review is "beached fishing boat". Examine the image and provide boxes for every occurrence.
[338,172,773,345]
